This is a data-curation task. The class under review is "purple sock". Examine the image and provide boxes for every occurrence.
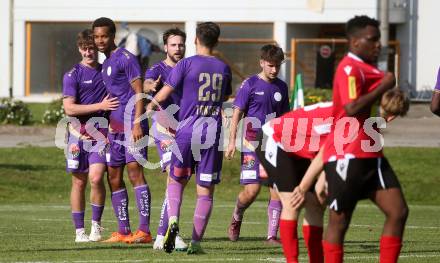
[233,198,250,221]
[167,182,184,219]
[267,199,282,238]
[134,184,151,233]
[192,195,213,242]
[72,211,85,230]
[111,189,131,235]
[157,194,169,236]
[91,204,104,223]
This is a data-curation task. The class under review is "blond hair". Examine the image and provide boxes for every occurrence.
[380,88,410,117]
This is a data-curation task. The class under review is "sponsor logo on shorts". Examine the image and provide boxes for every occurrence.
[67,159,79,169]
[200,173,215,182]
[243,155,255,169]
[160,140,173,153]
[68,143,80,158]
[241,170,257,180]
[98,143,109,157]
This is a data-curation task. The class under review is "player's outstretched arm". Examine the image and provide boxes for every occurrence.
[290,146,325,209]
[344,72,396,116]
[430,91,440,117]
[146,84,174,113]
[63,95,119,117]
[225,107,244,160]
[143,75,161,94]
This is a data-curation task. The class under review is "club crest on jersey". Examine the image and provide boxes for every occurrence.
[274,92,282,102]
[243,154,256,169]
[68,143,80,158]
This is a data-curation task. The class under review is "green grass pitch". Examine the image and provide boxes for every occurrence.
[0,147,439,262]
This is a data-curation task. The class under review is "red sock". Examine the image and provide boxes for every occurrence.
[303,225,324,263]
[380,236,402,263]
[279,219,298,263]
[322,241,343,263]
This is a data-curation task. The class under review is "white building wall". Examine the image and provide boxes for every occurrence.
[11,0,380,98]
[0,0,11,97]
[416,0,440,92]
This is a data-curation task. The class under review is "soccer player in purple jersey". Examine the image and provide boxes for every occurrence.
[93,17,152,244]
[430,67,440,116]
[146,22,232,254]
[63,29,119,242]
[144,28,188,251]
[225,44,290,244]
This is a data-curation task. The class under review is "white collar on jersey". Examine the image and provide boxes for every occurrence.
[347,52,364,62]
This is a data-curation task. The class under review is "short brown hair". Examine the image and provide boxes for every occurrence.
[163,28,186,44]
[380,88,410,117]
[196,22,220,49]
[260,44,285,64]
[77,29,95,49]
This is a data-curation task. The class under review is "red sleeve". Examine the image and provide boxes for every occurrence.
[336,64,363,106]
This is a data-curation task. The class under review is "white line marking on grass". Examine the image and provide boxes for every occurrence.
[351,224,440,230]
[9,253,440,263]
[261,253,440,262]
[1,203,439,212]
[7,217,439,231]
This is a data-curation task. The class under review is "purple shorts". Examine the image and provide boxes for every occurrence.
[169,139,223,187]
[240,151,265,185]
[107,132,148,167]
[66,135,107,174]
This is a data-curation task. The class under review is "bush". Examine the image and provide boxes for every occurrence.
[42,99,65,125]
[304,88,333,105]
[0,98,32,125]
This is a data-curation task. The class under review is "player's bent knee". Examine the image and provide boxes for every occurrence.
[243,184,260,198]
[390,204,409,223]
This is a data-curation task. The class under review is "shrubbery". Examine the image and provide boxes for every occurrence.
[304,88,333,105]
[0,98,32,125]
[42,99,65,125]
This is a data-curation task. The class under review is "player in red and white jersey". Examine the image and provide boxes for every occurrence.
[255,101,333,263]
[271,101,333,159]
[295,16,409,263]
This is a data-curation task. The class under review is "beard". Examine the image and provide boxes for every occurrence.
[169,53,183,63]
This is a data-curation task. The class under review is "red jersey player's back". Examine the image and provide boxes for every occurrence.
[269,101,333,159]
[324,53,384,162]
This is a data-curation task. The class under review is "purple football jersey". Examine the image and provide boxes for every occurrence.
[435,67,440,91]
[101,48,144,132]
[145,61,181,111]
[62,63,107,130]
[233,75,289,140]
[165,55,232,140]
